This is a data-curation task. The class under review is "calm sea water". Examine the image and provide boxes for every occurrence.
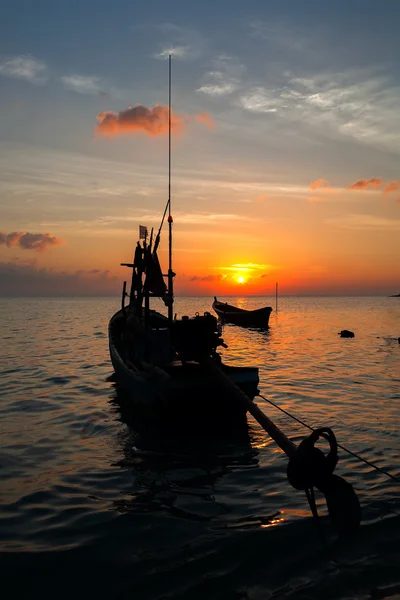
[0,296,399,600]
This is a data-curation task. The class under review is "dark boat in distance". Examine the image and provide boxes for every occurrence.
[212,297,273,329]
[108,57,259,435]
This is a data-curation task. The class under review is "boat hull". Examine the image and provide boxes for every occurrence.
[212,299,272,328]
[108,309,259,436]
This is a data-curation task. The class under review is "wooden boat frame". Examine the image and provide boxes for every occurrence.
[108,57,260,435]
[212,297,272,328]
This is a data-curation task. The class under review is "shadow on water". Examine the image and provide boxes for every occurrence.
[220,322,272,336]
[110,429,259,523]
[108,375,252,442]
[106,381,280,525]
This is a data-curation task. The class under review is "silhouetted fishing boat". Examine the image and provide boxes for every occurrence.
[108,57,259,435]
[212,297,272,328]
[107,59,363,542]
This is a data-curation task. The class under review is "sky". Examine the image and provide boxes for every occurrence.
[0,0,399,296]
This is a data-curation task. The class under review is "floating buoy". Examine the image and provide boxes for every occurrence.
[339,330,355,338]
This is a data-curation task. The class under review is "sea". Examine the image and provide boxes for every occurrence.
[0,296,399,600]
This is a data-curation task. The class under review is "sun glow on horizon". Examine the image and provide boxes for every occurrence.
[236,275,246,284]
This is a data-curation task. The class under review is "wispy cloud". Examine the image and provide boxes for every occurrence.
[0,143,310,221]
[383,181,399,193]
[155,46,191,60]
[326,214,400,231]
[309,178,330,190]
[197,81,236,96]
[190,262,275,284]
[249,19,310,54]
[217,263,272,273]
[190,274,224,282]
[154,23,207,60]
[60,74,103,95]
[86,210,255,232]
[308,176,399,203]
[198,55,244,96]
[169,212,255,225]
[239,87,280,112]
[0,231,62,251]
[195,112,215,128]
[237,69,400,154]
[0,55,47,83]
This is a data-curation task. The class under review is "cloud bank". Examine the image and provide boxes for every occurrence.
[0,261,119,297]
[0,232,62,251]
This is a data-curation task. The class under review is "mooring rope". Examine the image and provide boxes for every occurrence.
[258,394,400,484]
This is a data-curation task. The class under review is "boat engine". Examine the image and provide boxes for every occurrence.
[173,312,226,362]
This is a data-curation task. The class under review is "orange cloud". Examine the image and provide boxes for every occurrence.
[309,178,330,190]
[348,178,383,190]
[195,111,215,128]
[95,103,214,137]
[95,104,184,136]
[383,180,399,193]
[0,232,62,251]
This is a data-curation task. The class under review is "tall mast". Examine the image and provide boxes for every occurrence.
[167,53,174,322]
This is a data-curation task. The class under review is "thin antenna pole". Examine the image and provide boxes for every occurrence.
[168,55,171,219]
[167,54,174,322]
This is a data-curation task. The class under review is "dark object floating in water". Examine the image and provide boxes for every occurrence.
[339,330,355,338]
[212,296,272,328]
[389,293,400,297]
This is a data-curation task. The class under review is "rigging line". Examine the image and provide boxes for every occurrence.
[258,393,400,484]
[157,200,169,236]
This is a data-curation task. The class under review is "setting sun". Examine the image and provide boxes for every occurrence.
[236,275,246,284]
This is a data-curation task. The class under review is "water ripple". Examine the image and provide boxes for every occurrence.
[0,296,399,599]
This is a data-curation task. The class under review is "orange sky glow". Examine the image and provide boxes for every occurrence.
[1,37,399,297]
[1,149,399,296]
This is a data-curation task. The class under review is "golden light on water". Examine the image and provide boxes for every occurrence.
[260,516,285,528]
